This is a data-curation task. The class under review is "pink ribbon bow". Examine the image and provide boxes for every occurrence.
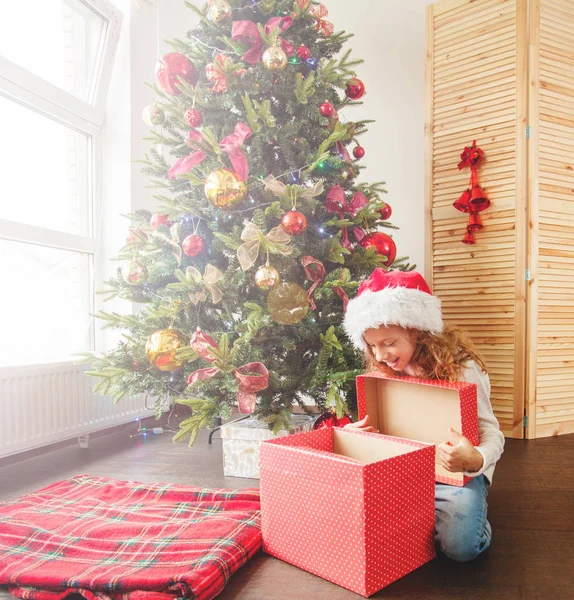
[301,256,349,312]
[187,330,269,414]
[310,3,334,36]
[206,53,246,93]
[295,1,334,36]
[168,122,252,181]
[231,17,294,64]
[325,185,369,250]
[336,141,355,178]
[335,287,349,312]
[301,256,325,311]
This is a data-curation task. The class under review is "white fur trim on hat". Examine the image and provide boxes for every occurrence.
[343,287,443,350]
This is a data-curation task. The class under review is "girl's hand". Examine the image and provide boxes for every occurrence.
[438,428,484,473]
[343,414,378,433]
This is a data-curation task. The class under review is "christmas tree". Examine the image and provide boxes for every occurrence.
[83,0,412,446]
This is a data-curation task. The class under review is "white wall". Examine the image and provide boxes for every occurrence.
[326,0,435,271]
[130,0,434,272]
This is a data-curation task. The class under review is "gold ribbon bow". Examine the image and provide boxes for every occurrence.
[186,264,224,305]
[237,221,293,271]
[263,175,324,205]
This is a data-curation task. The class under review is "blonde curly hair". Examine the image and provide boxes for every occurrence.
[364,326,487,382]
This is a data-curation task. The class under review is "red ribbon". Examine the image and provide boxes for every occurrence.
[335,287,349,312]
[458,140,484,170]
[231,17,294,65]
[205,53,245,93]
[301,256,325,311]
[168,122,252,181]
[295,1,334,36]
[336,141,355,177]
[188,330,268,414]
[309,3,334,36]
[190,330,219,362]
[301,256,349,312]
[325,185,369,250]
[336,141,351,163]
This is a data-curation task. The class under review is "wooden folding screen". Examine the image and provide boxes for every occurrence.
[426,0,574,438]
[527,0,574,438]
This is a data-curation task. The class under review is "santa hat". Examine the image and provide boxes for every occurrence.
[343,269,443,350]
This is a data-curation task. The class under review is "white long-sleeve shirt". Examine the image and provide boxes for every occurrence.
[404,359,505,484]
[458,359,505,484]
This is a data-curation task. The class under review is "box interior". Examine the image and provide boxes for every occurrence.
[331,429,418,465]
[363,378,465,483]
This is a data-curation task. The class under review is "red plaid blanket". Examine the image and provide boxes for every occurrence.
[0,475,261,600]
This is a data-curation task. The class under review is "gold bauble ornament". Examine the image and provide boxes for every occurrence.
[204,168,247,209]
[267,282,309,325]
[142,103,165,127]
[145,329,188,372]
[255,265,281,290]
[262,46,288,71]
[121,259,148,285]
[207,0,232,23]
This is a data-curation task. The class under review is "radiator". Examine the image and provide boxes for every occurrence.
[0,362,153,458]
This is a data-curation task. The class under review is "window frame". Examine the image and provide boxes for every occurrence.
[0,0,123,366]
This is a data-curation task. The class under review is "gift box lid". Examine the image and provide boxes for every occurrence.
[357,371,479,486]
[220,415,316,441]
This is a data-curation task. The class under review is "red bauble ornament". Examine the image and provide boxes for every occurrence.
[281,210,307,236]
[182,234,205,257]
[379,204,392,220]
[184,108,203,128]
[353,145,365,159]
[150,213,170,230]
[296,45,310,60]
[345,77,365,100]
[155,53,198,96]
[359,232,397,266]
[319,102,336,118]
[313,412,353,430]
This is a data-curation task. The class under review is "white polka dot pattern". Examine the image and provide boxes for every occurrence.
[260,428,436,597]
[356,372,479,487]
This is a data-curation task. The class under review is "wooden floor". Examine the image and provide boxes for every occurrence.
[1,421,573,600]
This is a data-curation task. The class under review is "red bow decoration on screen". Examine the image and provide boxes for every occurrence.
[453,140,489,245]
[325,185,369,250]
[231,17,294,64]
[457,141,484,170]
[188,330,268,414]
[168,122,252,181]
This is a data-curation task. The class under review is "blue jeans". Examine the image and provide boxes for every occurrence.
[434,475,491,562]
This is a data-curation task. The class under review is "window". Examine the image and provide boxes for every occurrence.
[0,0,122,367]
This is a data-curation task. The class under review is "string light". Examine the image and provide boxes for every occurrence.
[130,427,164,438]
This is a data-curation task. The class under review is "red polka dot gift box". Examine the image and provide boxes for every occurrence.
[260,427,436,597]
[357,372,479,487]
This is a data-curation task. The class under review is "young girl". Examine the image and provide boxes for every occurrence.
[342,269,504,563]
